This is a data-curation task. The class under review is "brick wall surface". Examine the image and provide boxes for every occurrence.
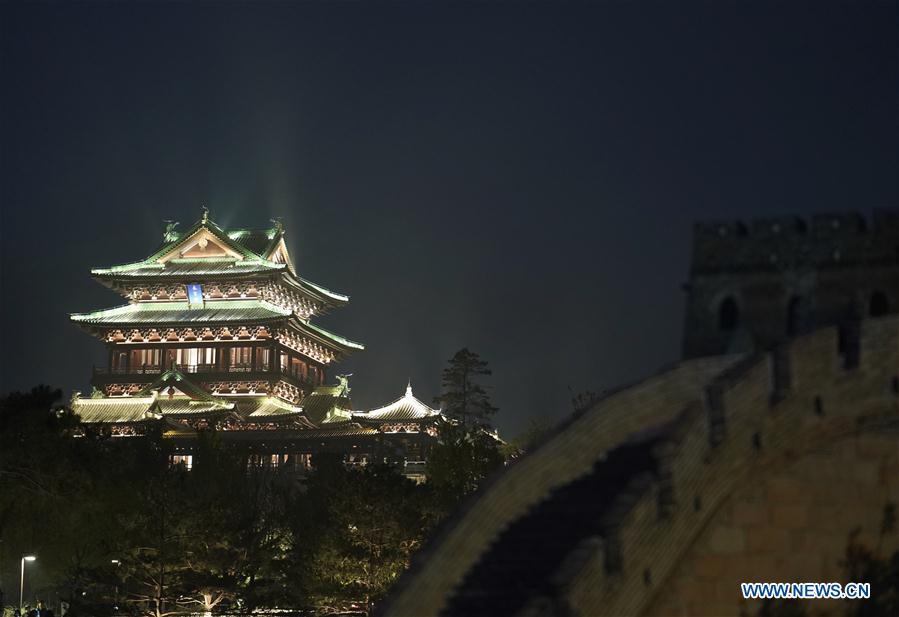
[382,316,898,617]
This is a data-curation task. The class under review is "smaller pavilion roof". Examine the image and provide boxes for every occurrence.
[354,384,442,423]
[138,368,220,400]
[236,396,309,422]
[71,395,162,424]
[302,385,354,425]
[139,369,236,417]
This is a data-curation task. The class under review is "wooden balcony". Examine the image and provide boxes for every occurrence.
[91,363,310,391]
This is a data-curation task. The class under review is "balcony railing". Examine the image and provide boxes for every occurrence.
[93,363,276,376]
[94,365,164,375]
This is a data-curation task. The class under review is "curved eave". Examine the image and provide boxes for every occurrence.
[354,413,442,426]
[70,314,289,332]
[288,318,365,354]
[91,261,286,279]
[70,301,292,334]
[281,272,350,308]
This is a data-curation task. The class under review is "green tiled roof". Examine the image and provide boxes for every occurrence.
[302,388,353,425]
[156,399,234,417]
[72,396,161,423]
[144,218,269,264]
[92,260,286,278]
[87,214,352,310]
[225,228,279,255]
[92,215,281,278]
[237,397,304,419]
[71,299,291,326]
[138,369,234,416]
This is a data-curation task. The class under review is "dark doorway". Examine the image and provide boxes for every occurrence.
[718,296,739,331]
[869,291,889,317]
[786,295,803,336]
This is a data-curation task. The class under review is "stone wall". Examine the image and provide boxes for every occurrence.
[646,431,897,616]
[383,356,740,617]
[382,316,898,617]
[566,316,898,617]
[682,209,898,358]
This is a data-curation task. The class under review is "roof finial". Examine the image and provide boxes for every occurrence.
[201,204,209,225]
[163,220,179,242]
[270,217,284,233]
[406,380,413,397]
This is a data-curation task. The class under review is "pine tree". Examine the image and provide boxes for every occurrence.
[434,348,498,429]
[428,349,503,504]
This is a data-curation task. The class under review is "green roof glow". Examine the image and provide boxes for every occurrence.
[71,299,292,325]
[71,396,162,423]
[92,260,284,278]
[301,320,365,350]
[240,397,304,419]
[294,275,350,302]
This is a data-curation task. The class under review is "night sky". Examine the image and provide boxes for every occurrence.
[1,1,896,438]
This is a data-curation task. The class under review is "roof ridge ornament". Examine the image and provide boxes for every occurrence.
[270,217,284,234]
[406,380,413,397]
[336,374,352,397]
[201,204,209,225]
[163,220,179,242]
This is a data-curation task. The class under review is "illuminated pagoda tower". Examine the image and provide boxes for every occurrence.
[70,208,364,434]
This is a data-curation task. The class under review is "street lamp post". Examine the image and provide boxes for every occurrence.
[20,554,36,610]
[111,559,121,610]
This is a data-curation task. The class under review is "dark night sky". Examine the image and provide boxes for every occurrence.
[1,1,896,437]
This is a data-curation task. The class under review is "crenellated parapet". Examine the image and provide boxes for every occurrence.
[381,316,899,617]
[681,208,898,359]
[690,209,899,274]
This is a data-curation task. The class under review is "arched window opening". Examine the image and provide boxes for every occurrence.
[786,295,803,336]
[869,291,889,317]
[718,297,739,332]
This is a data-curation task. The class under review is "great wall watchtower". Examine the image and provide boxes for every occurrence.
[682,209,898,358]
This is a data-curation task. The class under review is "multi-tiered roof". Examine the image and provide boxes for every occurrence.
[70,210,363,431]
[74,211,361,360]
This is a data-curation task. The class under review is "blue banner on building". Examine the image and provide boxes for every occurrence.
[186,283,204,306]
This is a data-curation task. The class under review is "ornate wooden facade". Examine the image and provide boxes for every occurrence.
[69,210,443,480]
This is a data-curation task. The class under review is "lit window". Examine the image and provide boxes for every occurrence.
[170,455,193,470]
